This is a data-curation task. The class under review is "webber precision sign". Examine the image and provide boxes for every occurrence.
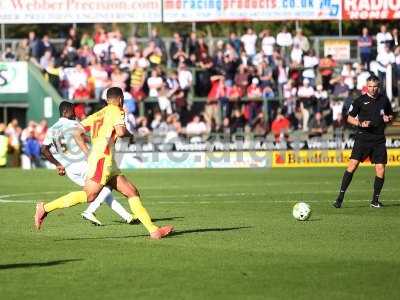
[343,0,400,19]
[0,0,162,23]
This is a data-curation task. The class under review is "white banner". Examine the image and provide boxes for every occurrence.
[0,62,28,94]
[0,0,162,24]
[163,0,341,22]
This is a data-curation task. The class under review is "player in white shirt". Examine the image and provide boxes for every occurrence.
[41,101,135,226]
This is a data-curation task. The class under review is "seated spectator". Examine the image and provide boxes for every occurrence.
[271,109,290,142]
[290,43,303,67]
[252,112,268,137]
[341,63,356,90]
[40,50,53,70]
[147,68,163,98]
[110,65,129,90]
[245,77,263,124]
[186,115,208,141]
[332,76,350,99]
[230,108,246,134]
[16,39,30,61]
[158,82,173,116]
[234,64,250,96]
[73,84,91,100]
[178,62,193,96]
[308,112,327,138]
[302,49,319,87]
[315,84,329,113]
[297,78,315,131]
[137,117,151,139]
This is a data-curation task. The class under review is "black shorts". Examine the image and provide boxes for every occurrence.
[350,138,387,164]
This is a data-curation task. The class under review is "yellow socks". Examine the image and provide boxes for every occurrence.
[128,196,158,233]
[44,191,87,213]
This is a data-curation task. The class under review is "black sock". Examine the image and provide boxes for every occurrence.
[337,170,354,202]
[372,176,385,203]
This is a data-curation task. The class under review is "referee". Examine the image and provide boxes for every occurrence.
[333,75,393,208]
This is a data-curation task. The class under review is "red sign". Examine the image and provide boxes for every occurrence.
[343,0,400,19]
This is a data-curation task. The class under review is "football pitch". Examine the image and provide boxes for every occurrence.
[1,167,400,300]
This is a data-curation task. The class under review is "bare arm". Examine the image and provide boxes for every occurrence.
[72,127,89,156]
[347,115,370,127]
[41,145,65,176]
[114,124,129,138]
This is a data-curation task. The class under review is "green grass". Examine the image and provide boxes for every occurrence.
[1,167,400,299]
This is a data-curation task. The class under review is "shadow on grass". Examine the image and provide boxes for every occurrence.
[55,226,251,241]
[0,259,82,270]
[108,216,184,226]
[171,226,252,237]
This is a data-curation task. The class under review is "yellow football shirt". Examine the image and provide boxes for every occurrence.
[81,104,125,158]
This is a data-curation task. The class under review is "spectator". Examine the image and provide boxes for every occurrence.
[376,44,396,88]
[252,112,268,137]
[297,78,315,131]
[290,43,303,67]
[0,123,8,167]
[110,65,129,90]
[186,115,208,140]
[358,27,373,69]
[67,27,80,49]
[271,109,290,142]
[170,32,186,67]
[241,28,257,60]
[80,32,95,48]
[42,34,56,57]
[332,76,350,99]
[293,28,310,53]
[66,63,88,99]
[276,26,293,58]
[143,41,163,67]
[137,117,151,139]
[308,111,327,138]
[2,46,16,61]
[315,84,329,113]
[376,24,392,54]
[319,54,336,92]
[109,30,126,61]
[158,82,173,116]
[16,39,30,61]
[228,32,241,56]
[302,49,319,87]
[5,119,21,167]
[39,50,53,70]
[150,28,167,58]
[206,74,224,130]
[355,63,371,92]
[23,130,42,169]
[178,62,193,95]
[260,29,275,64]
[28,31,43,62]
[231,108,246,134]
[90,61,109,100]
[147,68,163,98]
[35,119,48,144]
[341,63,356,90]
[391,28,399,49]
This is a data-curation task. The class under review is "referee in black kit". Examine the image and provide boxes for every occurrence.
[333,75,394,208]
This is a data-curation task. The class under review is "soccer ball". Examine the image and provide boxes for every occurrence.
[292,202,311,221]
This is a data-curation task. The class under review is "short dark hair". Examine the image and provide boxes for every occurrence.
[106,87,123,100]
[366,74,380,83]
[59,101,74,116]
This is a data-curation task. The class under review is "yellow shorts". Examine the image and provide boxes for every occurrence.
[87,155,121,185]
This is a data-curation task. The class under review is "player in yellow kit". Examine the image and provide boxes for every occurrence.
[35,87,173,239]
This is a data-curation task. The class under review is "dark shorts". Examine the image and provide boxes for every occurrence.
[350,138,387,164]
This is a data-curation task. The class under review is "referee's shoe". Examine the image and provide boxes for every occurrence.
[370,201,384,208]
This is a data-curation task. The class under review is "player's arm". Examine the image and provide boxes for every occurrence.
[41,145,66,176]
[72,127,89,156]
[383,97,394,123]
[114,124,129,138]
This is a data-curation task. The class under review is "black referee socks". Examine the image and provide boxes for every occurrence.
[372,176,385,203]
[338,170,354,201]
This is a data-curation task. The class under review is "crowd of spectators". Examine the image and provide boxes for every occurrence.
[1,24,400,143]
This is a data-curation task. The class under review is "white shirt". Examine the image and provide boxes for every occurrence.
[356,71,371,91]
[91,67,108,88]
[376,51,396,72]
[43,118,85,167]
[93,42,109,58]
[178,69,193,90]
[298,86,315,98]
[276,32,293,47]
[330,101,344,121]
[341,67,356,90]
[302,55,319,79]
[241,33,257,56]
[110,38,127,60]
[186,121,207,136]
[147,76,163,97]
[262,36,275,56]
[376,32,393,54]
[290,47,303,65]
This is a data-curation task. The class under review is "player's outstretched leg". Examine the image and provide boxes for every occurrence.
[110,175,174,239]
[82,186,136,225]
[371,164,385,208]
[333,159,359,208]
[34,191,87,230]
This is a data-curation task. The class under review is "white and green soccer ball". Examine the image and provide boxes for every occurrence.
[292,202,311,221]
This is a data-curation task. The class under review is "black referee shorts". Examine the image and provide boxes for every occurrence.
[350,139,387,164]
